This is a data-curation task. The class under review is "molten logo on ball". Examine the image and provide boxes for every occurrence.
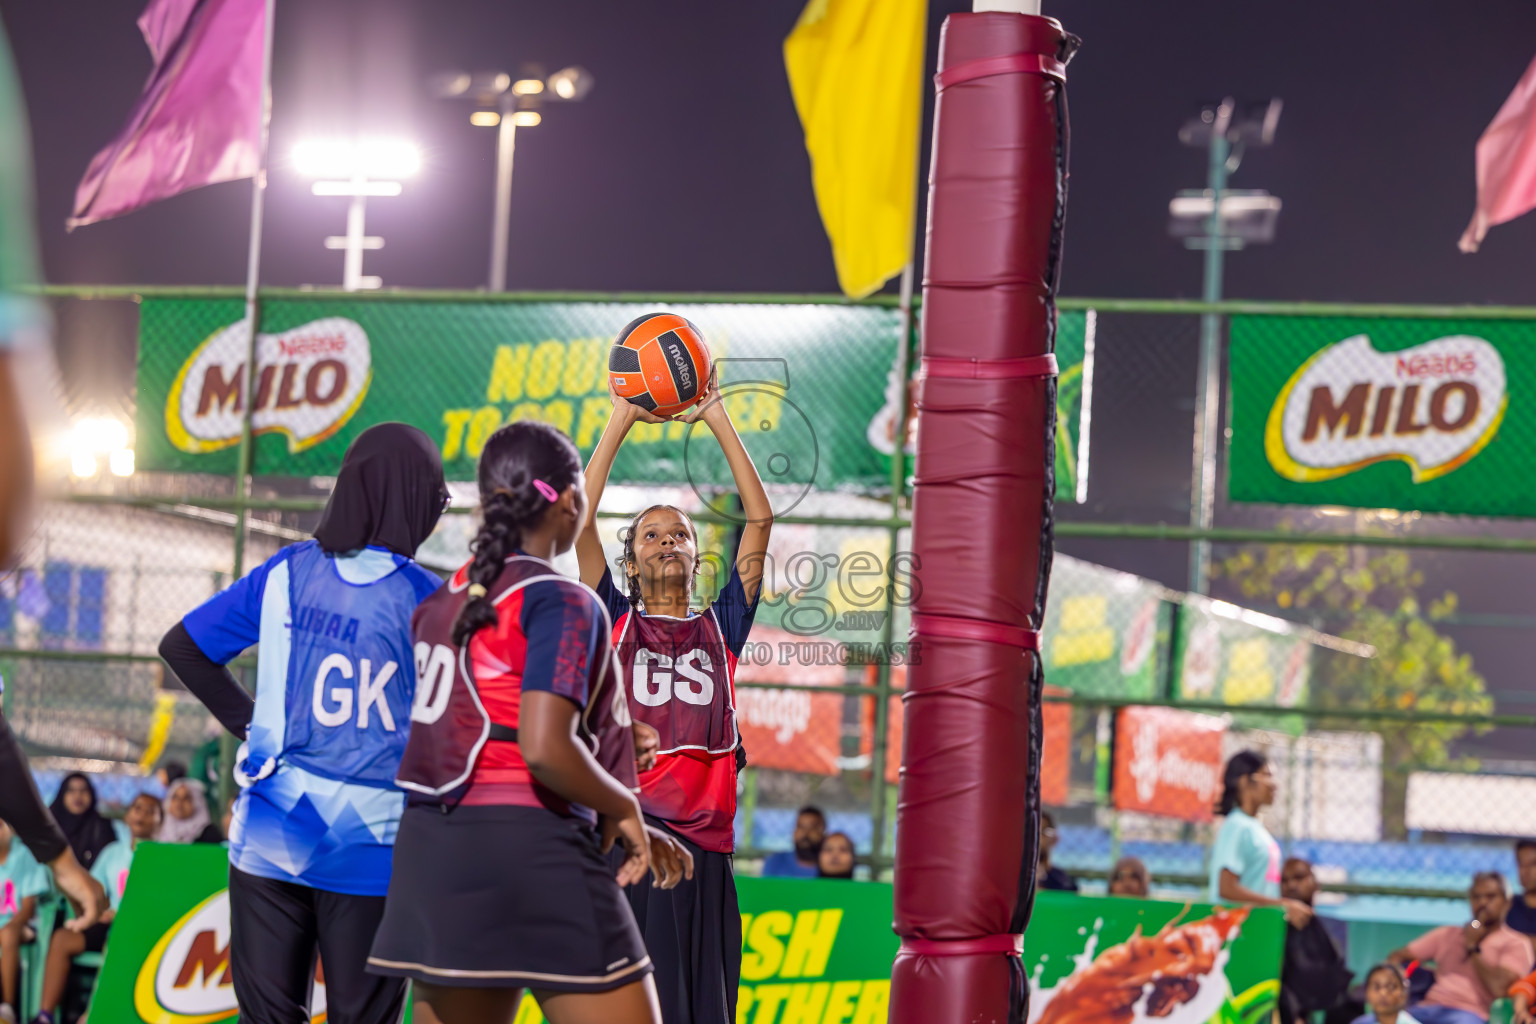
[1265,334,1506,484]
[165,317,373,454]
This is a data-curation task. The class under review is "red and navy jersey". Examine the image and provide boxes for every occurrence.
[398,554,636,816]
[597,565,758,852]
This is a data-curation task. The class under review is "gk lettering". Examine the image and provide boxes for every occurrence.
[312,653,398,730]
[633,648,715,707]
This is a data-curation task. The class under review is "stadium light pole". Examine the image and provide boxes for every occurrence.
[1172,97,1282,594]
[430,65,594,291]
[292,138,422,290]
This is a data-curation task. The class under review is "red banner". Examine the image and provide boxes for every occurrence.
[1112,706,1226,823]
[734,627,845,776]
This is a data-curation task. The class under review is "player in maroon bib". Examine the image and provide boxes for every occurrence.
[369,421,690,1024]
[578,364,773,1024]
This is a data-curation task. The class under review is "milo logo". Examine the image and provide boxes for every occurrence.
[133,889,326,1023]
[1265,334,1506,483]
[165,318,372,454]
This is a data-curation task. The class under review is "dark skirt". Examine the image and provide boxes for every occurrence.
[614,819,741,1024]
[367,803,652,993]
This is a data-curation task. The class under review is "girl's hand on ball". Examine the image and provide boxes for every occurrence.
[609,380,673,425]
[677,364,722,425]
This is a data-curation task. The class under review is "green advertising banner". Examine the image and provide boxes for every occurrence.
[134,299,1091,498]
[94,847,1283,1024]
[135,299,902,491]
[1027,891,1285,1024]
[1056,309,1092,504]
[1228,316,1527,515]
[1170,597,1311,732]
[1042,555,1171,700]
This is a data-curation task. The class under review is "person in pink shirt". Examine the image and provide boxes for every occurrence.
[1385,872,1533,1024]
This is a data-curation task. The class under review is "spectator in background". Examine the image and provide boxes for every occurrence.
[1506,840,1536,952]
[48,775,117,872]
[0,817,48,1024]
[763,806,826,879]
[817,833,856,880]
[1509,962,1536,1024]
[33,795,163,1024]
[1209,750,1311,928]
[1108,856,1150,897]
[154,761,187,791]
[1358,963,1421,1024]
[159,780,221,845]
[1280,857,1357,1024]
[1040,812,1078,892]
[1386,871,1532,1024]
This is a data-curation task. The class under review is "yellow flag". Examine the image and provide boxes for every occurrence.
[784,0,925,298]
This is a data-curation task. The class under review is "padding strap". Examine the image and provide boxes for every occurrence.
[487,723,519,742]
[923,353,1058,380]
[900,934,1024,957]
[912,612,1039,651]
[935,53,1066,92]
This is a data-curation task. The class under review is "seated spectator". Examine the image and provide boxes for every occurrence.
[154,760,187,791]
[1511,963,1536,1024]
[1507,839,1536,953]
[159,780,221,845]
[34,794,162,1024]
[1040,812,1078,892]
[1385,871,1533,1024]
[762,806,825,879]
[0,817,48,1024]
[1108,856,1150,896]
[1356,963,1421,1024]
[1281,857,1357,1024]
[817,832,856,880]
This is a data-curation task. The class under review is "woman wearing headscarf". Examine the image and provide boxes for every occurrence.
[159,779,221,844]
[159,423,448,1024]
[47,774,116,870]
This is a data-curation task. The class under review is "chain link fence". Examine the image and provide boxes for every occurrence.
[12,288,1536,904]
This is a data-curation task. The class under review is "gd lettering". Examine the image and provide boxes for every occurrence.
[1265,334,1506,483]
[166,317,372,455]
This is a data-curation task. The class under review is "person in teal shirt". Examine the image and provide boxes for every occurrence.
[0,817,50,1023]
[33,794,162,1024]
[1208,750,1311,928]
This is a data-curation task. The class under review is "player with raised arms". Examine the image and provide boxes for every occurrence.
[158,423,449,1024]
[369,420,691,1024]
[577,313,774,1024]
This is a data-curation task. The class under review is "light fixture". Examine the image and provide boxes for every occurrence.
[512,78,544,96]
[109,448,135,477]
[546,66,594,102]
[510,111,541,128]
[291,138,421,180]
[68,416,132,479]
[428,71,472,98]
[312,181,403,197]
[71,451,97,479]
[470,110,500,127]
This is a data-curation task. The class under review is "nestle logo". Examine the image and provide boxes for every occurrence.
[278,335,349,358]
[1394,351,1476,380]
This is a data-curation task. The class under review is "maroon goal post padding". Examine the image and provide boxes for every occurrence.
[892,11,1076,1024]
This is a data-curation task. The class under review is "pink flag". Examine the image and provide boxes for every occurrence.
[68,0,265,229]
[1461,53,1536,252]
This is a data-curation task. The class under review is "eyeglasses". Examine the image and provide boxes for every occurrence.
[1042,827,1058,840]
[440,490,454,513]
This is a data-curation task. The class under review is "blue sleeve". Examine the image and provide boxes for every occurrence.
[711,564,760,657]
[403,562,446,605]
[180,547,289,664]
[520,581,605,708]
[596,566,633,627]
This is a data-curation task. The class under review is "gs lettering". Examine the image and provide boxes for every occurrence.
[632,648,715,707]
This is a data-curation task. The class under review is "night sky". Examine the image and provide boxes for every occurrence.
[6,0,1536,748]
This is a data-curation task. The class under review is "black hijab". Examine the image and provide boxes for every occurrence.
[313,423,447,557]
[49,772,117,867]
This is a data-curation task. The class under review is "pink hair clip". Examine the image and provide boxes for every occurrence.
[532,479,560,503]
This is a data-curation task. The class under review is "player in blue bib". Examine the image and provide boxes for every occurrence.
[159,423,448,1024]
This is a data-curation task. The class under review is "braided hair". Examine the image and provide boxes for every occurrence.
[452,421,582,646]
[618,504,701,612]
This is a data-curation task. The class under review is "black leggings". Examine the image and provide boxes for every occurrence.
[228,866,405,1024]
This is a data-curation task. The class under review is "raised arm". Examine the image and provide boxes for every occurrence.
[687,369,773,603]
[576,388,668,590]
